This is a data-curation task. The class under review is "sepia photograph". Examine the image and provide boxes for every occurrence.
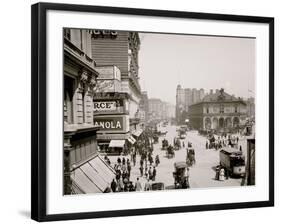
[63,28,256,195]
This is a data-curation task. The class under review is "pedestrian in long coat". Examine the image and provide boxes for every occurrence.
[140,159,144,167]
[135,178,142,191]
[127,163,131,178]
[148,167,153,180]
[145,166,148,179]
[139,166,143,177]
[116,168,121,180]
[144,179,152,191]
[215,166,220,180]
[111,179,117,192]
[152,167,156,181]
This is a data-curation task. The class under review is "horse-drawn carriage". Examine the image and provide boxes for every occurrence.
[173,162,190,189]
[166,145,175,158]
[161,139,169,150]
[173,137,181,150]
[208,135,216,149]
[153,135,159,143]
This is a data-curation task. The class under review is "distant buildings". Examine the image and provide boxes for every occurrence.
[188,88,248,132]
[176,85,205,124]
[139,91,149,124]
[246,97,255,118]
[148,98,175,121]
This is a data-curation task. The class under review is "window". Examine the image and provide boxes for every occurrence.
[64,28,71,40]
[206,107,209,114]
[64,76,74,124]
[234,105,238,113]
[220,104,224,113]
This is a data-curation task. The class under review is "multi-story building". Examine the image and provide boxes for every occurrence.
[148,98,162,121]
[176,85,205,124]
[246,97,255,118]
[92,65,134,152]
[188,88,247,132]
[139,91,149,124]
[148,98,173,121]
[91,30,143,137]
[166,103,176,119]
[63,29,115,195]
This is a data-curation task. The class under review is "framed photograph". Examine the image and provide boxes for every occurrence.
[31,2,274,222]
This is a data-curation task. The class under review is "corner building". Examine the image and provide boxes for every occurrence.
[188,88,247,132]
[91,30,143,149]
[63,29,115,195]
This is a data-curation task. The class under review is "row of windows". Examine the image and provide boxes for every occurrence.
[206,105,238,114]
[64,28,92,58]
[64,76,89,124]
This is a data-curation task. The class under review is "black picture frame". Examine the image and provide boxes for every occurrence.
[31,2,274,222]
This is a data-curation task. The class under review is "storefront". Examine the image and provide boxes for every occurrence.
[93,92,138,154]
[94,114,135,154]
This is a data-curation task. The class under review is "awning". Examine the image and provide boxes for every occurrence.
[71,155,116,194]
[109,140,125,148]
[127,135,136,144]
[132,129,143,137]
[71,168,102,193]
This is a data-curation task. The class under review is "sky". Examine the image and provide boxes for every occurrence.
[138,33,256,105]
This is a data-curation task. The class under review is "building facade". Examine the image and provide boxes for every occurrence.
[246,97,255,118]
[188,88,247,132]
[148,98,174,121]
[91,30,143,136]
[139,91,149,124]
[176,85,205,124]
[63,29,115,195]
[91,65,133,152]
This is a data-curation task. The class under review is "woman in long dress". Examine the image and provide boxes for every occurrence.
[219,168,225,181]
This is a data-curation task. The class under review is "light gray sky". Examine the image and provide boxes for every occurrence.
[138,33,256,105]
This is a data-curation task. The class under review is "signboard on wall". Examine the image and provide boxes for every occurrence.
[94,101,117,112]
[95,79,121,92]
[94,115,129,132]
[93,99,124,113]
[95,66,121,80]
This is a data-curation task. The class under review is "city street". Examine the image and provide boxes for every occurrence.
[109,123,245,190]
[62,28,256,197]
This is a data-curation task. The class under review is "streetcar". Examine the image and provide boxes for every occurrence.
[219,148,245,177]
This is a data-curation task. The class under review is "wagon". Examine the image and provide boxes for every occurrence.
[173,162,189,189]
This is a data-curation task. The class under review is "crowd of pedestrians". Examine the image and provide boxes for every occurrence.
[206,134,241,150]
[107,139,160,193]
